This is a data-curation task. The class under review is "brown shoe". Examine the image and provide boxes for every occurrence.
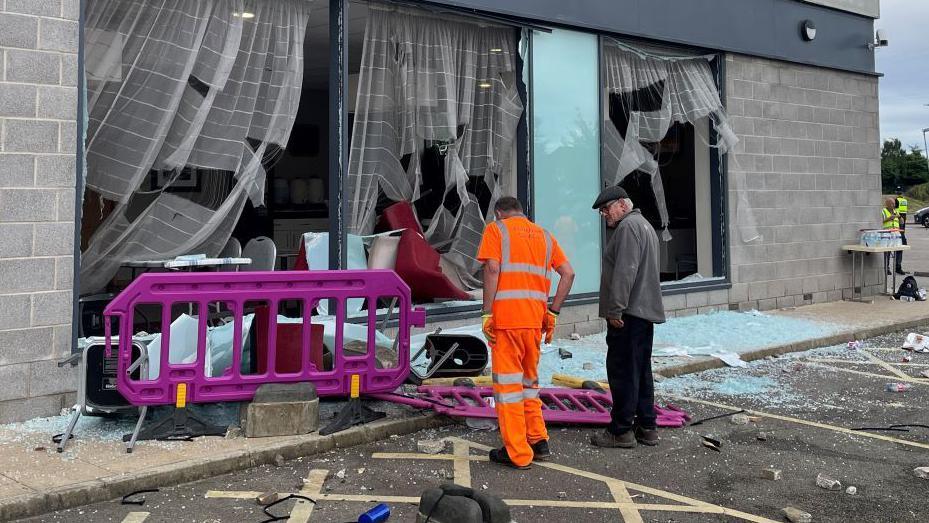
[634,426,659,446]
[590,429,636,448]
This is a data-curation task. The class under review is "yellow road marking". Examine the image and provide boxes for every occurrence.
[859,349,913,380]
[664,394,929,451]
[289,468,327,523]
[453,439,472,488]
[807,357,929,368]
[608,480,644,523]
[121,513,150,523]
[804,362,929,384]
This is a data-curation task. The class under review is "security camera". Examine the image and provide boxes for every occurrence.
[869,29,889,49]
[876,29,888,46]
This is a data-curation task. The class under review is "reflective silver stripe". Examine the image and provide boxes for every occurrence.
[543,230,553,281]
[502,262,548,276]
[492,372,524,385]
[522,377,538,387]
[495,290,548,302]
[497,220,512,266]
[523,388,541,399]
[494,391,524,404]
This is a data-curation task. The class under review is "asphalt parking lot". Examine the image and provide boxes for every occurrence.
[25,328,929,522]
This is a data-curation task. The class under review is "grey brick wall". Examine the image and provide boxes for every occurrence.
[712,54,881,313]
[0,0,79,423]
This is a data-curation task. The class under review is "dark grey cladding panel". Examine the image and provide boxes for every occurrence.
[419,0,876,74]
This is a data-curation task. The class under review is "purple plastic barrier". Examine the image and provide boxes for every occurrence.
[104,270,426,406]
[371,387,691,427]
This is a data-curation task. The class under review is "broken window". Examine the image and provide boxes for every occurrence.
[600,39,739,283]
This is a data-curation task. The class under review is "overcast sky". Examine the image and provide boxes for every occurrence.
[876,0,929,154]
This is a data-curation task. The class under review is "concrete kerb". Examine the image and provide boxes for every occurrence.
[656,316,929,378]
[0,412,448,521]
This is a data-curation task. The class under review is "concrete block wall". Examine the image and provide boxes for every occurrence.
[0,0,80,423]
[662,54,882,317]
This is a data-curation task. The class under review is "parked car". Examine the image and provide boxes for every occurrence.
[914,207,929,228]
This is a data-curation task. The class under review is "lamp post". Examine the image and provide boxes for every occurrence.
[923,127,929,175]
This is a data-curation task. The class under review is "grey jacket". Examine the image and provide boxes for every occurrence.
[599,209,666,324]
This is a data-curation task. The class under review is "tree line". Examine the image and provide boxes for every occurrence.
[882,138,929,192]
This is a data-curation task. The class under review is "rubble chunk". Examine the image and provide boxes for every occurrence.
[256,492,280,506]
[815,473,842,491]
[845,486,857,495]
[914,467,929,479]
[782,507,812,523]
[756,432,768,441]
[273,454,285,467]
[418,439,447,455]
[730,413,750,426]
[761,469,782,481]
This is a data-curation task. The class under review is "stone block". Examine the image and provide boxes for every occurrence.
[33,222,74,256]
[2,120,59,153]
[59,122,77,153]
[242,383,320,438]
[0,258,55,293]
[5,49,60,84]
[0,393,65,424]
[729,283,749,303]
[52,324,72,358]
[776,295,797,309]
[0,83,37,117]
[62,0,80,20]
[0,154,35,187]
[36,154,75,187]
[55,256,73,290]
[5,0,63,16]
[662,293,686,311]
[61,54,78,86]
[707,289,730,306]
[0,327,55,366]
[37,86,77,120]
[0,188,58,221]
[0,294,30,331]
[0,13,39,49]
[28,358,78,396]
[0,224,34,258]
[685,291,709,309]
[38,18,79,53]
[0,362,30,402]
[757,298,778,311]
[698,305,720,314]
[31,290,72,327]
[57,188,75,219]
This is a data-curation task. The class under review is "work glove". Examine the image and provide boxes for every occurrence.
[542,308,558,344]
[482,313,495,346]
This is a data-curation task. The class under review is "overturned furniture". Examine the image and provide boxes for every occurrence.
[105,270,426,451]
[408,332,489,384]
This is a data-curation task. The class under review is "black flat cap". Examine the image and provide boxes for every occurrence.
[592,186,629,209]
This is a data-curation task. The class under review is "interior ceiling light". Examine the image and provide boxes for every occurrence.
[234,11,255,19]
[479,82,492,88]
[489,48,503,53]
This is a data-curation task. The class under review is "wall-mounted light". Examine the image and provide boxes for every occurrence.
[800,20,816,42]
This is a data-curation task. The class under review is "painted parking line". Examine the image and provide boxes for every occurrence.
[664,394,929,451]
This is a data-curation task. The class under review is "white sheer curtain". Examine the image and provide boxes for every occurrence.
[80,0,314,293]
[601,38,738,241]
[347,6,523,287]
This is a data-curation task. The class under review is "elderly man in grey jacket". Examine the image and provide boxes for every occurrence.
[590,186,666,449]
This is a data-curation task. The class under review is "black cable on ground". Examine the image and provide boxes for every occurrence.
[690,409,747,426]
[260,494,316,523]
[121,489,160,506]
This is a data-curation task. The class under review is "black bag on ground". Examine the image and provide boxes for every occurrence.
[894,275,922,301]
[417,483,511,523]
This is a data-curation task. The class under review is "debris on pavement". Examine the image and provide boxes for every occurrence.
[884,383,912,393]
[761,469,782,481]
[902,354,912,363]
[570,333,582,341]
[335,468,346,480]
[691,409,747,426]
[729,413,750,425]
[756,432,768,441]
[914,467,929,479]
[700,435,722,452]
[846,486,857,495]
[121,489,159,506]
[847,340,862,350]
[417,439,447,454]
[783,506,813,523]
[902,333,929,353]
[921,370,929,379]
[558,348,573,360]
[256,491,281,506]
[816,473,842,491]
[273,454,285,467]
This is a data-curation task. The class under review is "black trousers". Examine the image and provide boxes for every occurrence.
[605,314,656,434]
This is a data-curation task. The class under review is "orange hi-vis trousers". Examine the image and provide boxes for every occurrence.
[492,328,547,467]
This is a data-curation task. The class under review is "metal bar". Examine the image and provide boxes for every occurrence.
[328,0,348,271]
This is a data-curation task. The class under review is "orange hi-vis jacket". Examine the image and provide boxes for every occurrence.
[477,216,568,329]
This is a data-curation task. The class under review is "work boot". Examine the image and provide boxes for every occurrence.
[634,426,659,446]
[489,447,531,470]
[531,440,551,461]
[590,429,636,448]
[896,269,906,275]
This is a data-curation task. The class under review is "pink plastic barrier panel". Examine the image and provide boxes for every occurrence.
[104,270,425,407]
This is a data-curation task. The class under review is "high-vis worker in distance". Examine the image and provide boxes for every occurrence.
[477,196,575,469]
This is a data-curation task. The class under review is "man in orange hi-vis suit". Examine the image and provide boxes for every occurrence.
[477,196,575,469]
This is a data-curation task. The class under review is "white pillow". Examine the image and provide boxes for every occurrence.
[368,236,400,270]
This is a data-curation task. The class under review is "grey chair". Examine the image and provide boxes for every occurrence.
[242,236,277,271]
[216,237,242,272]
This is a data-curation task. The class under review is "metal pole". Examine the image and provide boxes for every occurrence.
[922,127,929,176]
